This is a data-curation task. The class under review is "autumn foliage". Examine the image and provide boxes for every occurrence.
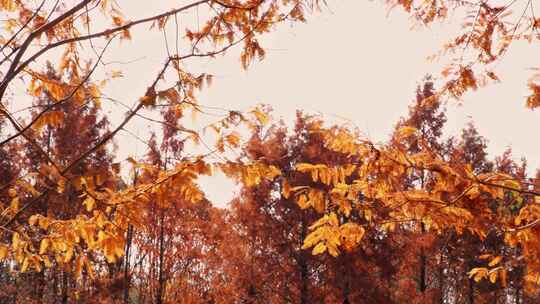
[0,0,540,303]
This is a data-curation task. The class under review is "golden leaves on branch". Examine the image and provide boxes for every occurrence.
[302,213,365,256]
[295,187,325,212]
[296,163,355,186]
[219,161,280,187]
[468,255,508,285]
[263,118,540,266]
[0,159,216,276]
[12,212,123,276]
[33,111,65,132]
[395,126,418,141]
[320,127,367,157]
[0,0,17,12]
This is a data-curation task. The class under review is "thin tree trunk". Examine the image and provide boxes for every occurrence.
[438,250,445,304]
[420,222,427,294]
[419,172,428,295]
[156,211,165,304]
[299,215,308,304]
[124,224,133,304]
[123,170,136,304]
[61,270,68,304]
[36,271,45,302]
[468,277,474,304]
[343,264,350,304]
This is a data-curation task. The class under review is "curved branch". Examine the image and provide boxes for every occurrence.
[0,0,95,100]
[0,35,117,148]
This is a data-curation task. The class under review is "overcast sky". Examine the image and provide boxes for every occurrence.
[52,0,540,207]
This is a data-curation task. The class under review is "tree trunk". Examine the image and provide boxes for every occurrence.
[438,250,445,304]
[156,212,165,304]
[468,277,474,304]
[343,264,350,304]
[419,222,427,294]
[35,271,45,302]
[61,270,68,304]
[299,215,308,304]
[123,224,133,304]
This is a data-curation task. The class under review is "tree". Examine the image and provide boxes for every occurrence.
[223,112,402,303]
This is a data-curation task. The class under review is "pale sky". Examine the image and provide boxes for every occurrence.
[10,0,540,207]
[110,0,540,207]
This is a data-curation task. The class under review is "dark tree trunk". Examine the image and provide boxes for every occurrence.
[343,265,350,304]
[468,277,475,304]
[420,222,427,294]
[156,212,165,304]
[61,270,68,304]
[124,224,133,304]
[299,215,309,304]
[438,250,445,304]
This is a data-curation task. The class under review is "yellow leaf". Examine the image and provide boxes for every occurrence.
[468,267,488,282]
[297,194,309,209]
[28,215,39,226]
[488,256,502,267]
[103,239,122,264]
[110,70,123,78]
[296,163,315,172]
[468,267,482,278]
[340,223,365,251]
[33,257,42,273]
[312,242,326,255]
[12,232,20,249]
[396,126,417,140]
[302,229,322,249]
[33,111,65,132]
[225,133,241,147]
[97,230,107,243]
[251,108,269,125]
[489,271,497,283]
[266,165,281,180]
[43,256,52,268]
[21,258,29,273]
[38,217,50,230]
[112,15,124,26]
[140,92,156,106]
[329,212,339,226]
[309,189,325,213]
[282,179,291,199]
[82,196,96,212]
[39,239,49,255]
[0,245,8,260]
